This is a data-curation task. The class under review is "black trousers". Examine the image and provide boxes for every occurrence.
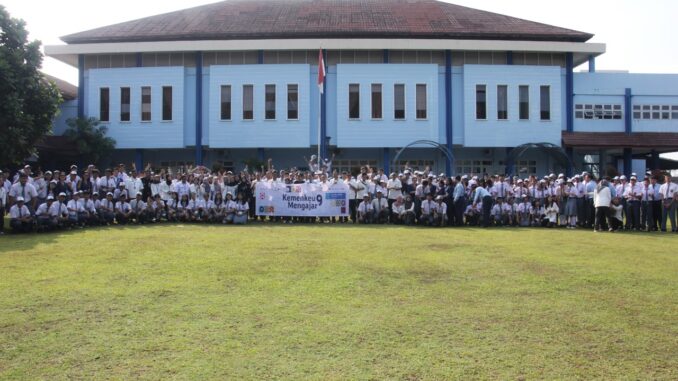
[594,206,609,230]
[627,200,641,229]
[482,196,492,227]
[349,199,359,222]
[454,197,466,226]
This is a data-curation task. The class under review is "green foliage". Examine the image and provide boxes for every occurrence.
[63,117,116,167]
[1,225,678,379]
[0,5,62,166]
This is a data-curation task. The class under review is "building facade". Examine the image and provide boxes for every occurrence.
[45,0,678,176]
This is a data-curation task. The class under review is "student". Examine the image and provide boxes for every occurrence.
[9,173,38,213]
[177,194,192,222]
[0,181,6,234]
[419,193,436,226]
[532,200,547,227]
[149,195,165,222]
[517,195,533,227]
[544,196,560,228]
[166,192,179,222]
[79,192,99,226]
[609,197,624,232]
[452,176,467,226]
[224,192,237,224]
[640,177,655,232]
[211,192,224,223]
[433,195,448,227]
[371,190,389,224]
[491,197,510,227]
[233,193,249,225]
[98,192,116,225]
[464,202,481,226]
[67,192,85,227]
[658,175,678,232]
[386,172,402,210]
[472,181,493,228]
[9,197,33,233]
[623,176,642,231]
[357,194,374,224]
[593,180,612,232]
[130,192,147,224]
[564,179,579,229]
[115,194,132,225]
[194,193,210,222]
[36,196,57,232]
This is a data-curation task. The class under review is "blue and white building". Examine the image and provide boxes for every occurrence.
[45,0,678,176]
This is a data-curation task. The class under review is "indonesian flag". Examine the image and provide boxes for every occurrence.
[318,48,325,94]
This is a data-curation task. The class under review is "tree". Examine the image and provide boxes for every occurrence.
[0,5,62,166]
[64,117,116,167]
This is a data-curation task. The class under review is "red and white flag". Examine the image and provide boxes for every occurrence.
[317,48,325,94]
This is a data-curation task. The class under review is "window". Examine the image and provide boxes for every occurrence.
[349,84,360,119]
[243,84,253,120]
[540,86,550,120]
[476,85,487,120]
[575,104,623,120]
[454,160,504,176]
[371,84,382,119]
[265,84,276,120]
[497,85,508,120]
[633,105,641,120]
[516,160,537,176]
[287,84,298,120]
[162,86,172,121]
[652,105,661,120]
[631,104,678,120]
[141,86,151,121]
[662,105,670,120]
[120,87,130,122]
[642,105,651,119]
[394,84,405,120]
[416,84,427,119]
[220,85,231,120]
[332,160,377,176]
[519,85,529,120]
[673,105,678,120]
[99,88,110,122]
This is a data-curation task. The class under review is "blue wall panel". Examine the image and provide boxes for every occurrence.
[52,100,78,136]
[87,67,185,149]
[336,64,439,147]
[463,65,562,147]
[452,67,464,145]
[208,64,311,148]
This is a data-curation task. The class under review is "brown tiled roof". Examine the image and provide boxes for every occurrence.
[562,132,678,149]
[42,73,78,100]
[61,0,593,44]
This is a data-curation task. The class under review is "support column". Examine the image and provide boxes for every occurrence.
[383,148,390,175]
[566,147,574,177]
[650,150,660,171]
[135,149,144,173]
[320,49,328,159]
[77,54,85,118]
[624,88,633,135]
[566,53,574,133]
[588,55,596,73]
[383,49,389,64]
[623,148,632,178]
[505,147,514,177]
[445,50,453,176]
[195,51,204,166]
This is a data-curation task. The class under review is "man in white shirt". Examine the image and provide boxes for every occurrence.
[79,192,98,226]
[371,190,389,224]
[130,192,147,224]
[67,192,85,227]
[386,173,402,210]
[517,195,533,227]
[624,176,643,230]
[115,194,132,225]
[9,173,38,213]
[98,192,116,224]
[36,196,57,231]
[9,197,33,233]
[639,177,655,231]
[357,194,373,224]
[50,193,69,228]
[658,175,678,232]
[433,195,448,227]
[420,193,437,226]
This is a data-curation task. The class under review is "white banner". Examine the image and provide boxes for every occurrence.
[255,182,349,217]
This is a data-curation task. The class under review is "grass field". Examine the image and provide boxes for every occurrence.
[1,225,677,380]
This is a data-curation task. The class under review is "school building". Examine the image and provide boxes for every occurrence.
[45,0,678,176]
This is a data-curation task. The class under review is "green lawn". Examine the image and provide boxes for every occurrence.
[1,225,677,380]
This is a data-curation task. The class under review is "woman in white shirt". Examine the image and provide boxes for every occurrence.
[233,193,249,225]
[593,180,612,232]
[177,194,192,222]
[544,196,560,228]
[224,192,237,224]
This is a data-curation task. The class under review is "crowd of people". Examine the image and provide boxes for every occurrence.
[1,155,677,234]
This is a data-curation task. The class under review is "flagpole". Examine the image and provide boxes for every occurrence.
[317,48,322,166]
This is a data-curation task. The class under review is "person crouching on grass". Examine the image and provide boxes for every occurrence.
[130,192,147,224]
[544,196,560,228]
[9,197,33,233]
[115,194,132,225]
[609,197,624,232]
[357,194,373,224]
[371,190,389,224]
[433,195,448,227]
[99,192,116,225]
[223,192,237,224]
[36,195,57,232]
[66,191,85,228]
[233,193,249,225]
[177,194,192,222]
[79,191,99,226]
[211,192,225,223]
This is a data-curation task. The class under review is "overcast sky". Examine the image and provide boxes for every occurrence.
[3,0,678,160]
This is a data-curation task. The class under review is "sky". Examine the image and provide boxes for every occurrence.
[3,0,678,161]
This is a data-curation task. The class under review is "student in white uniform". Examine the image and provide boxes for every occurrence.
[371,190,389,224]
[98,192,116,225]
[130,192,147,224]
[79,192,99,226]
[9,197,33,233]
[420,193,437,226]
[517,195,533,227]
[211,193,225,223]
[433,195,448,227]
[67,192,85,227]
[658,175,678,232]
[233,193,249,224]
[357,194,374,224]
[544,196,560,228]
[491,197,511,227]
[36,196,57,231]
[223,192,237,224]
[176,194,192,222]
[9,173,38,213]
[115,194,132,225]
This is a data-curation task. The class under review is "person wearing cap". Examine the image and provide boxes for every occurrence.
[113,182,129,202]
[223,192,237,224]
[34,170,51,206]
[371,190,389,224]
[615,175,629,229]
[129,192,147,224]
[35,195,57,231]
[98,192,116,225]
[582,173,597,229]
[79,192,98,226]
[233,192,249,224]
[649,176,662,231]
[9,173,38,214]
[194,192,210,223]
[452,176,467,226]
[639,177,655,231]
[50,192,69,228]
[623,176,643,231]
[390,195,408,225]
[66,192,85,227]
[66,170,80,196]
[419,192,437,226]
[357,194,374,224]
[386,172,402,211]
[563,178,578,228]
[115,194,132,225]
[491,197,510,227]
[9,197,33,233]
[658,174,678,232]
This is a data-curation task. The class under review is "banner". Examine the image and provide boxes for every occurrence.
[255,182,349,217]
